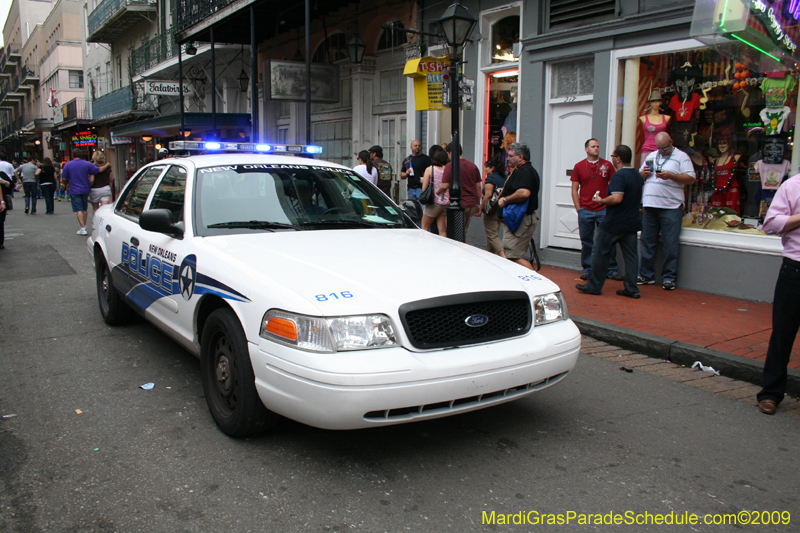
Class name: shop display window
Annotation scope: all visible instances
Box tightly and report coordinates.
[620,48,796,235]
[484,71,517,168]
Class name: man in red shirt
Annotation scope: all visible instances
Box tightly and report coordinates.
[444,144,482,231]
[571,138,622,281]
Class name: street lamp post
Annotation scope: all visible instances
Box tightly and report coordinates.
[438,1,477,243]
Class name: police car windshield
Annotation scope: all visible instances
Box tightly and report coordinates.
[195,163,413,235]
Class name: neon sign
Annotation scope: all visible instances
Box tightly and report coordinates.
[72,131,97,147]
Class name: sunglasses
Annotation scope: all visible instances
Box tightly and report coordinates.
[657,145,673,153]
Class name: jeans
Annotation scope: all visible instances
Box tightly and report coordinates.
[407,187,422,202]
[586,229,640,294]
[23,182,37,213]
[578,208,618,276]
[639,206,683,283]
[757,259,800,404]
[40,183,55,213]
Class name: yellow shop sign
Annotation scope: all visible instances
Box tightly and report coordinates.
[404,56,448,111]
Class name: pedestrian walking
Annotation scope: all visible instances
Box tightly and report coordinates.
[420,147,450,235]
[400,140,431,202]
[480,156,506,257]
[443,143,482,231]
[575,145,643,298]
[353,150,378,185]
[0,168,14,249]
[497,142,540,270]
[638,132,696,290]
[61,149,110,235]
[35,157,58,214]
[756,173,800,415]
[571,138,621,281]
[18,157,39,214]
[89,151,114,214]
[368,145,393,198]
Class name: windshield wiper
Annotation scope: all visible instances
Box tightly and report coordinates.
[207,220,296,230]
[298,219,381,228]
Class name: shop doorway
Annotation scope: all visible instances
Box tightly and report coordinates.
[484,69,518,167]
[379,115,407,201]
[542,100,593,250]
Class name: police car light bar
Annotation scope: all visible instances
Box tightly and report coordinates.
[168,141,323,154]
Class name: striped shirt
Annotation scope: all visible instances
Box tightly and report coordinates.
[639,147,695,209]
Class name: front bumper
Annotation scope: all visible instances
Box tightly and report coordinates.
[250,319,581,429]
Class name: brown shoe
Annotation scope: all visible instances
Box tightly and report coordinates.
[579,273,588,280]
[758,399,777,415]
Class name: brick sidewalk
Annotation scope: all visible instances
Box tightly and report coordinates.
[537,265,800,371]
[581,336,800,418]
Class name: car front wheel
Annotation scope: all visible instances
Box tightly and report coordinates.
[96,253,135,325]
[200,308,278,437]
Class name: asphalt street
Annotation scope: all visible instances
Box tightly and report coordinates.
[1,208,799,532]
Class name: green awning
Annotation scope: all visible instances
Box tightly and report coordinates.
[110,112,250,136]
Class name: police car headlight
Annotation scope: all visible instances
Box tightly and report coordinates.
[261,310,398,352]
[533,292,567,325]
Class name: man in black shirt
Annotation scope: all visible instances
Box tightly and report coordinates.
[576,144,643,298]
[498,142,539,270]
[400,140,431,202]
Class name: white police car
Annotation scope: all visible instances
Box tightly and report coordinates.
[88,141,580,437]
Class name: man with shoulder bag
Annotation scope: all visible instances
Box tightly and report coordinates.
[497,142,540,270]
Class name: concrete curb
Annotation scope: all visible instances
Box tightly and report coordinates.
[571,316,800,398]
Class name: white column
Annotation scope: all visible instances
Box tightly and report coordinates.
[621,58,640,157]
[349,58,376,163]
[792,102,800,176]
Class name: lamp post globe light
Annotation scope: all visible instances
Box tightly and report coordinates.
[438,0,477,242]
[347,34,366,64]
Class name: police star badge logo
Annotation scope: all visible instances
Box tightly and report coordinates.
[178,255,197,300]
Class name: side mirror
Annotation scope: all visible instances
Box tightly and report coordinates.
[140,209,184,238]
[401,199,422,222]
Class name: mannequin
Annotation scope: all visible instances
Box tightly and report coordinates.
[639,91,670,163]
[709,137,742,215]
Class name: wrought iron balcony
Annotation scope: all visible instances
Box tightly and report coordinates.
[20,64,38,87]
[175,0,238,34]
[55,98,91,125]
[87,0,157,43]
[92,85,157,121]
[131,26,179,77]
[2,46,20,74]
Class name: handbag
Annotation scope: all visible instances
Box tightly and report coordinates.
[3,194,12,210]
[483,184,503,215]
[503,198,530,233]
[418,177,435,205]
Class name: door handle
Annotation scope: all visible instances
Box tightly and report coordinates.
[131,236,139,246]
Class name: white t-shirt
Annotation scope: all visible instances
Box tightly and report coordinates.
[755,159,790,190]
[353,164,378,185]
[640,147,696,209]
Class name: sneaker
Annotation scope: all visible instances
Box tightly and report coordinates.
[77,228,88,235]
[662,280,676,291]
[636,276,655,285]
[575,283,601,295]
[616,289,641,299]
[579,273,589,280]
[24,208,28,214]
[609,273,624,281]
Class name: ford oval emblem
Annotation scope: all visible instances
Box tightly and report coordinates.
[465,314,489,327]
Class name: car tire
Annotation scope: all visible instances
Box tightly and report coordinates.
[96,253,135,326]
[200,308,278,437]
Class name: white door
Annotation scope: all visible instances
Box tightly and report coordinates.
[542,100,593,250]
[379,115,407,202]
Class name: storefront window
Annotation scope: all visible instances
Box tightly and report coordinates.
[618,48,795,236]
[551,58,594,98]
[485,71,518,165]
[491,16,520,64]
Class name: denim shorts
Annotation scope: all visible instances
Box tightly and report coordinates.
[71,194,90,212]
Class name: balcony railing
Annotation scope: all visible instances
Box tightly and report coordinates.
[92,84,157,120]
[1,46,20,74]
[20,64,38,86]
[131,26,179,77]
[87,0,157,43]
[176,0,237,34]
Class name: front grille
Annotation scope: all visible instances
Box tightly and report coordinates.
[364,372,569,421]
[399,291,532,349]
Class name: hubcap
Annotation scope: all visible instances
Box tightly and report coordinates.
[215,353,233,397]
